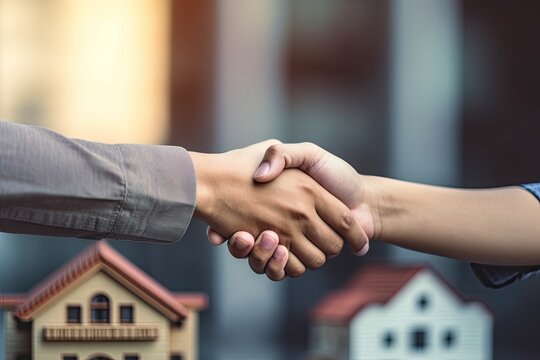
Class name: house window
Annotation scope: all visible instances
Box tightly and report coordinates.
[382,331,395,348]
[171,354,184,360]
[62,356,78,360]
[124,355,139,360]
[120,305,134,323]
[91,294,110,323]
[411,328,428,351]
[443,329,457,348]
[417,294,430,311]
[67,305,81,323]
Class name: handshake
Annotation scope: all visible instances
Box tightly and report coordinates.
[189,140,379,281]
[191,140,540,281]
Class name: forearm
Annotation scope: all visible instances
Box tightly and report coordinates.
[366,176,540,265]
[0,121,195,243]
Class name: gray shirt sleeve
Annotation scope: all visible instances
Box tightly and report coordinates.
[0,120,196,243]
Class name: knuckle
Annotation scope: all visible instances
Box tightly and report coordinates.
[266,274,279,282]
[301,141,316,149]
[291,209,309,222]
[306,254,326,270]
[266,269,285,282]
[251,250,268,264]
[340,211,356,232]
[299,180,316,196]
[229,248,245,259]
[301,142,323,156]
[287,265,306,278]
[266,144,282,157]
[289,206,310,222]
[248,256,266,274]
[250,266,265,275]
[327,240,344,257]
[267,138,282,144]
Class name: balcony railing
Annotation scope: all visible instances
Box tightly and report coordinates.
[42,325,159,342]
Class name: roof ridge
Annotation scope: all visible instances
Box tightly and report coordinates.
[312,264,434,324]
[14,240,189,321]
[15,242,101,319]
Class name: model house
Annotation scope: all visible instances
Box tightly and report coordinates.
[0,241,207,360]
[309,265,493,360]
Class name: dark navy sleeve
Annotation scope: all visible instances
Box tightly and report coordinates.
[470,183,540,288]
[521,183,540,201]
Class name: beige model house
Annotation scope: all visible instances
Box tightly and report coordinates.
[0,241,207,360]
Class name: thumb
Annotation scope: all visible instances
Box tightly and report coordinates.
[253,142,325,183]
[206,227,227,246]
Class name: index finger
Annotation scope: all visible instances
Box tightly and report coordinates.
[314,189,369,256]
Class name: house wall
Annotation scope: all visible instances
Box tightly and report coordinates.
[170,311,198,360]
[4,310,31,360]
[309,323,348,360]
[31,270,188,360]
[349,271,492,360]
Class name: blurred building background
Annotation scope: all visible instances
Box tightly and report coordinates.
[1,0,540,359]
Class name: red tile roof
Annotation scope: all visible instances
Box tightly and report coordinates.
[173,293,208,311]
[0,240,206,322]
[0,294,25,309]
[310,264,472,324]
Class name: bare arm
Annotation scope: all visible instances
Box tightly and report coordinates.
[365,176,540,265]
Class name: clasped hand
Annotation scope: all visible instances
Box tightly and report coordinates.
[190,140,372,280]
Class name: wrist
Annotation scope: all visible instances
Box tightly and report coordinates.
[361,175,387,241]
[189,151,217,221]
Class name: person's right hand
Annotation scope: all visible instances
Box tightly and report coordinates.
[191,140,368,278]
[207,142,381,279]
[253,142,377,245]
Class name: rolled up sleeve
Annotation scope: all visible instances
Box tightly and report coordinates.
[0,121,195,243]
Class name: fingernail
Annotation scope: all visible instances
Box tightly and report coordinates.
[273,246,286,261]
[254,162,270,178]
[207,230,223,246]
[355,242,369,256]
[235,237,250,250]
[261,233,277,250]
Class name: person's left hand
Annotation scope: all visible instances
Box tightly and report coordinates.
[208,227,286,280]
[211,228,289,281]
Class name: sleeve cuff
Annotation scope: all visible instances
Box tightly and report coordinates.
[520,183,540,202]
[471,263,540,289]
[109,144,196,243]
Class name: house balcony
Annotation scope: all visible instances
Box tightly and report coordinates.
[42,325,159,342]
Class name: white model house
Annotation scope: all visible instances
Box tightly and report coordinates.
[309,265,493,360]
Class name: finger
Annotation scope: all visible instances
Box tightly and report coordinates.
[227,231,255,258]
[248,231,279,274]
[285,252,307,278]
[253,143,324,183]
[304,217,344,258]
[314,191,369,256]
[266,245,289,281]
[207,227,227,246]
[290,235,327,270]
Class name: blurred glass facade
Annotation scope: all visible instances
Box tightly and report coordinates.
[2,0,540,359]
